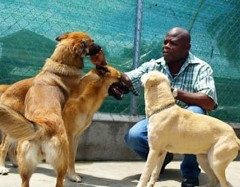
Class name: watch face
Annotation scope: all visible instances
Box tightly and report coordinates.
[173,89,178,97]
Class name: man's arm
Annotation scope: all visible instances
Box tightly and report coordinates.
[174,89,216,111]
[179,64,218,111]
[117,72,217,111]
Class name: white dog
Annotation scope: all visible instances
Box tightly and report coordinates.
[137,71,240,187]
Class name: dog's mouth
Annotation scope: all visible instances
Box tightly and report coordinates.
[87,44,102,56]
[108,83,124,100]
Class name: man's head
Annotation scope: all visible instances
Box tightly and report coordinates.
[162,27,191,64]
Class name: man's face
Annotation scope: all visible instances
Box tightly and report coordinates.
[162,32,189,64]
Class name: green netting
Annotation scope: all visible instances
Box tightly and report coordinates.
[0,0,239,122]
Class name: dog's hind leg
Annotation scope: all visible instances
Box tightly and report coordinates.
[137,149,161,187]
[0,132,10,175]
[8,141,18,167]
[55,162,68,187]
[17,141,41,187]
[197,154,219,186]
[46,134,68,187]
[147,151,167,187]
[209,138,239,187]
[53,146,68,187]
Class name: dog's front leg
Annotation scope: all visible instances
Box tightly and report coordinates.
[137,149,160,187]
[147,151,167,187]
[67,133,82,182]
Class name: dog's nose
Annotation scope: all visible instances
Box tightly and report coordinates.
[87,44,102,56]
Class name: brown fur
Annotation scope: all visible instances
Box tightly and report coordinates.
[0,65,122,183]
[137,71,240,187]
[63,65,121,182]
[0,85,9,96]
[0,32,95,187]
[0,79,32,174]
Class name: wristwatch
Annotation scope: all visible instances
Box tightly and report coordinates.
[172,88,178,98]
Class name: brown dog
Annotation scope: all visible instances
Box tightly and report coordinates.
[0,32,95,187]
[138,71,240,187]
[0,64,122,183]
[0,85,9,95]
[63,64,122,182]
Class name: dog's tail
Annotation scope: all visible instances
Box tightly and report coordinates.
[0,104,38,141]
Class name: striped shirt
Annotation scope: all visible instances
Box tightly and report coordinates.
[126,53,218,108]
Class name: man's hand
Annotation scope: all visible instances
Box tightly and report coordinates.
[90,50,107,66]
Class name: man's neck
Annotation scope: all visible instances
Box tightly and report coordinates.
[167,55,188,74]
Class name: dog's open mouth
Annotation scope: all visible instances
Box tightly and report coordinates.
[108,83,124,100]
[108,82,130,100]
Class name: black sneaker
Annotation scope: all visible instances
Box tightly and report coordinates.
[160,152,173,174]
[181,178,199,187]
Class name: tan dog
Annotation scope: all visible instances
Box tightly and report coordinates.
[0,31,95,187]
[137,71,240,187]
[63,64,122,182]
[0,65,122,183]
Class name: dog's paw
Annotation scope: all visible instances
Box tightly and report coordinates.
[0,166,9,175]
[68,173,82,183]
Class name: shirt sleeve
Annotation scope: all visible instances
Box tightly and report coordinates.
[194,64,218,108]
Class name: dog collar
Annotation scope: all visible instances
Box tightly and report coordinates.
[147,102,175,118]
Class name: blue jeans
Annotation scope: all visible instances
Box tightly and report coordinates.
[124,105,206,179]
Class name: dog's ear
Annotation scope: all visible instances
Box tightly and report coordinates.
[73,38,91,56]
[55,32,70,41]
[96,65,110,76]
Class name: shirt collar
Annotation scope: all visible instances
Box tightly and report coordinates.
[156,52,199,67]
[155,52,200,78]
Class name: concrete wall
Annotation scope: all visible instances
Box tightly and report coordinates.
[76,113,240,161]
[76,113,144,161]
[1,113,239,161]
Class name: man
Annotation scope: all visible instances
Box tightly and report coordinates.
[108,27,218,187]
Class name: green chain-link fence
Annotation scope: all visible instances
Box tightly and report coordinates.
[0,0,239,123]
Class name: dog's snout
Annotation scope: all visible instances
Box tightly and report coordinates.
[87,44,102,56]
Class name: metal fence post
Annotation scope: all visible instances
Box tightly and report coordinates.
[130,0,143,115]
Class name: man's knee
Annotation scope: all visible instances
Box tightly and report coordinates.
[185,105,206,114]
[124,118,148,147]
[124,131,131,146]
[124,129,140,148]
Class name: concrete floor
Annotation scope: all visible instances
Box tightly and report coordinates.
[0,161,239,187]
